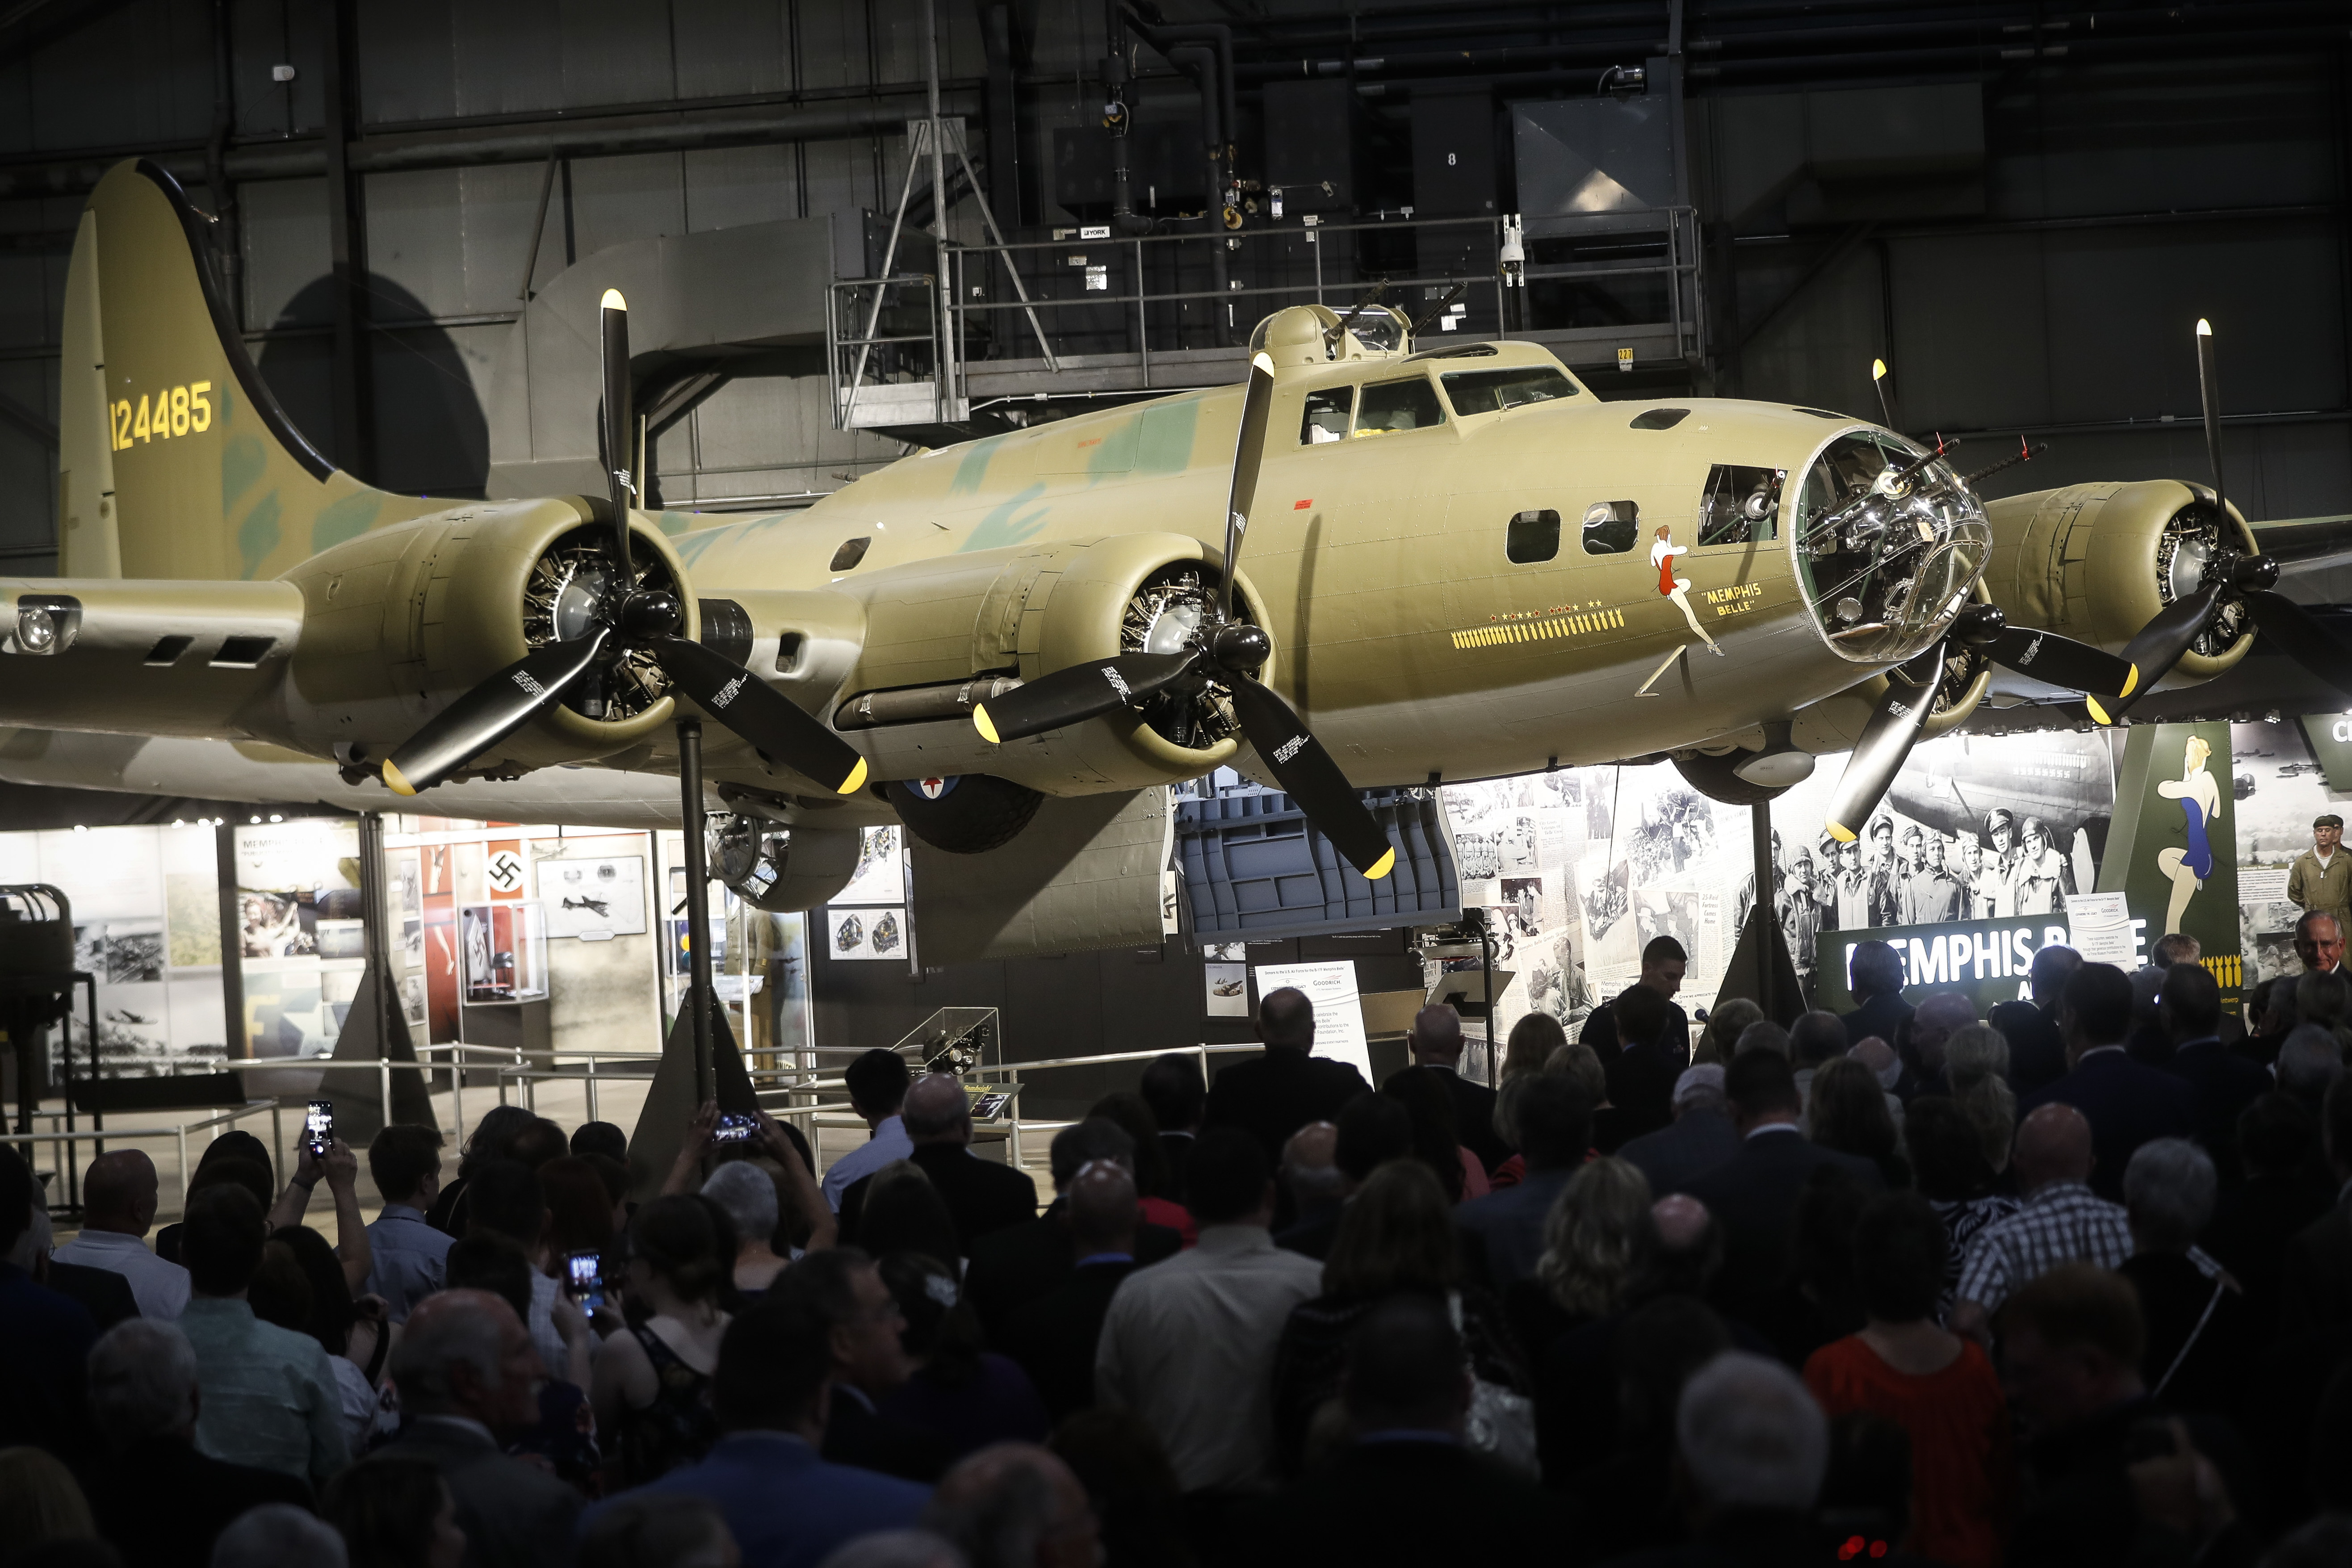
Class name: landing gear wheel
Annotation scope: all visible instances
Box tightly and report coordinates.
[884,774,1045,855]
[1673,750,1794,807]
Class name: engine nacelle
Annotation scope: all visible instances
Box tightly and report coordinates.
[279,498,694,773]
[831,531,1270,796]
[1982,479,2258,683]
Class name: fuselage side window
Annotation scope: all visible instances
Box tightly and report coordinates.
[1507,509,1562,564]
[1697,465,1786,546]
[1355,376,1444,436]
[1582,500,1639,554]
[1300,387,1354,444]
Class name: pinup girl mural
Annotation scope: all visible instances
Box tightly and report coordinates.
[2155,733,2221,936]
[1652,525,1723,655]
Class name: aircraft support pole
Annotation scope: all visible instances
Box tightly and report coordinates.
[1750,801,1776,1022]
[676,720,717,1107]
[1478,908,1497,1087]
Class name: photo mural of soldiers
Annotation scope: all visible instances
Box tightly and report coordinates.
[1901,832,1966,924]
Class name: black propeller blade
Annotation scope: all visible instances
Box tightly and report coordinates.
[1824,642,1949,843]
[2197,318,2228,529]
[1220,352,1278,625]
[1224,672,1397,880]
[1948,603,2138,699]
[971,653,1200,746]
[650,633,869,794]
[382,630,611,797]
[601,289,636,582]
[2243,591,2352,702]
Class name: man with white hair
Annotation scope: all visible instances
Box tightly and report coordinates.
[840,1073,1037,1254]
[2117,1139,2247,1411]
[1674,1351,1829,1553]
[1617,1065,1739,1196]
[82,1318,312,1568]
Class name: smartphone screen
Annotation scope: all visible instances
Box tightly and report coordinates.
[566,1249,605,1311]
[713,1112,758,1145]
[304,1099,334,1156]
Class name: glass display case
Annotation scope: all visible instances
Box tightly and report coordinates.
[459,902,548,1003]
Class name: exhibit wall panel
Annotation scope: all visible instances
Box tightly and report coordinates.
[538,834,663,1057]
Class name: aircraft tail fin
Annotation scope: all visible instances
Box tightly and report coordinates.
[57,160,433,581]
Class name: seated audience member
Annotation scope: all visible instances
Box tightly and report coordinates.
[1803,1193,2009,1568]
[569,1121,629,1165]
[1202,987,1372,1162]
[151,1132,274,1265]
[320,1455,465,1568]
[1380,1064,1484,1201]
[1501,1010,1570,1084]
[211,1502,348,1568]
[1547,1040,1619,1155]
[2117,1139,2248,1416]
[361,1125,452,1322]
[855,1164,963,1274]
[876,1251,1048,1459]
[1270,1159,1526,1479]
[1618,1065,1739,1198]
[426,1104,534,1237]
[462,1159,577,1383]
[1850,1036,1901,1101]
[1277,1095,1415,1262]
[1082,1092,1194,1242]
[1095,1126,1322,1494]
[702,1162,790,1295]
[1998,1264,2159,1565]
[1001,1160,1145,1423]
[583,1296,930,1568]
[1902,1097,2018,1321]
[1452,1076,1596,1291]
[0,1444,102,1560]
[1788,1009,1848,1106]
[825,1049,916,1214]
[1606,979,1690,1144]
[52,1149,189,1320]
[1274,1121,1346,1238]
[1670,1352,1832,1563]
[1390,1003,1509,1174]
[962,1119,1180,1344]
[591,1195,731,1487]
[2202,1093,2333,1334]
[1262,1295,1563,1563]
[841,1075,1036,1254]
[1942,1025,2017,1177]
[922,1443,1100,1568]
[268,1137,374,1299]
[1950,1104,2129,1344]
[1511,1155,1655,1361]
[771,1247,949,1484]
[176,1183,348,1488]
[2157,964,2270,1183]
[1895,992,1975,1103]
[1806,1057,1909,1189]
[1681,1049,1882,1323]
[1139,1052,1207,1199]
[2277,1024,2345,1126]
[1547,1294,1731,1554]
[1841,942,1915,1056]
[13,1195,136,1336]
[1751,1168,1871,1370]
[543,1154,624,1274]
[376,1290,583,1568]
[579,1494,737,1568]
[2280,1073,2352,1336]
[0,1147,101,1462]
[2020,962,2198,1203]
[1045,1408,1185,1568]
[83,1319,311,1568]
[1732,1021,1791,1061]
[253,1224,390,1450]
[1694,999,1762,1069]
[1990,943,2080,1095]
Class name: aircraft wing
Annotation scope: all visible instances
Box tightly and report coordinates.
[2256,514,2352,571]
[0,578,304,741]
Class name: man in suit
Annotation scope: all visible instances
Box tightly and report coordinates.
[964,1118,1180,1346]
[1258,1294,1566,1560]
[1001,1159,1142,1421]
[2280,1074,2352,1336]
[2203,1094,2335,1335]
[1839,939,1913,1054]
[1387,1004,1507,1174]
[1604,981,1688,1143]
[1578,936,1691,1058]
[1894,992,1973,1104]
[581,1296,929,1567]
[2158,962,2272,1183]
[2297,910,2347,976]
[770,1247,953,1483]
[1455,1076,1597,1291]
[2019,962,2197,1204]
[1276,1094,1416,1262]
[1203,987,1372,1162]
[84,1319,313,1568]
[378,1289,582,1568]
[840,1072,1036,1254]
[1617,1065,1739,1197]
[1139,1052,1206,1199]
[1680,1049,1882,1321]
[1992,943,2080,1095]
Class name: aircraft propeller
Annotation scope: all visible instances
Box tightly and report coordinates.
[374,290,871,799]
[967,352,1400,880]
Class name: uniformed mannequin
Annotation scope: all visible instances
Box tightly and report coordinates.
[2288,813,2352,943]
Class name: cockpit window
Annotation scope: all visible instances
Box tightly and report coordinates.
[1698,465,1785,545]
[1355,377,1444,436]
[1440,367,1579,416]
[1300,387,1353,444]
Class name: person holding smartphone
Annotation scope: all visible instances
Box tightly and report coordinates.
[269,1128,372,1299]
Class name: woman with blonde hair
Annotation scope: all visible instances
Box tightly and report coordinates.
[1943,1023,2017,1174]
[1269,1160,1526,1477]
[1808,1057,1910,1190]
[1513,1155,1655,1356]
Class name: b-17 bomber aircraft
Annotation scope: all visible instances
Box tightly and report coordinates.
[11,160,2352,959]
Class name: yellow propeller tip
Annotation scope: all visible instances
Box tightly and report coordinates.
[2196,318,2211,336]
[2085,696,2114,726]
[1871,359,1887,380]
[1825,822,1857,844]
[2120,665,2139,698]
[836,757,868,796]
[973,706,1000,745]
[382,760,417,797]
[1363,847,1396,881]
[602,289,628,311]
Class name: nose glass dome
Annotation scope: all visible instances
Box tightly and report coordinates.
[1793,430,1991,664]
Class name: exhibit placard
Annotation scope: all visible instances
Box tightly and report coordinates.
[2062,891,2137,967]
[1252,960,1372,1079]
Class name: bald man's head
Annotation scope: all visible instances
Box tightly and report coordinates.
[2014,1103,2095,1194]
[1409,1004,1465,1067]
[901,1073,973,1145]
[925,1443,1096,1567]
[1909,994,1978,1073]
[1652,1195,1711,1254]
[1065,1157,1139,1256]
[81,1150,159,1237]
[1282,1119,1347,1211]
[1259,987,1317,1051]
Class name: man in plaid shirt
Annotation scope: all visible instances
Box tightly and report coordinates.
[1950,1103,2126,1343]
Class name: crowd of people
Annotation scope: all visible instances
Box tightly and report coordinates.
[6,928,2352,1568]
